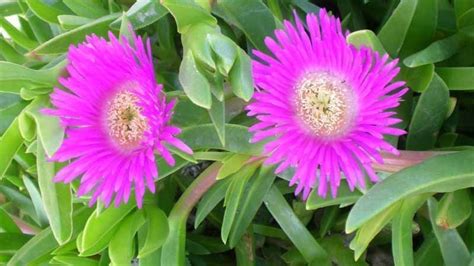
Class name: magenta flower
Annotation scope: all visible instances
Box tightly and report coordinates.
[46,31,192,208]
[247,9,407,199]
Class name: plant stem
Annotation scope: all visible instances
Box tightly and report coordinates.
[172,162,222,216]
[161,162,222,266]
[11,216,41,235]
[374,151,451,173]
[253,150,451,174]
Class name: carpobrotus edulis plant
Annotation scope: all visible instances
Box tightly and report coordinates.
[46,31,192,208]
[247,9,407,199]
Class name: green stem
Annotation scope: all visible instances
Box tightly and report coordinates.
[161,162,222,266]
[174,162,222,215]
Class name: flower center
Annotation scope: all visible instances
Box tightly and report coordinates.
[106,91,148,149]
[294,72,356,139]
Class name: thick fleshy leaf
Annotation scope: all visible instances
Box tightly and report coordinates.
[454,0,474,22]
[320,235,367,266]
[0,185,37,224]
[180,124,264,155]
[0,93,26,135]
[81,201,135,256]
[221,163,259,243]
[194,178,232,228]
[436,67,474,90]
[170,94,211,127]
[22,175,49,227]
[349,202,401,260]
[406,74,449,150]
[25,10,54,43]
[346,30,387,54]
[427,198,471,266]
[378,0,437,58]
[31,13,120,55]
[0,233,32,255]
[161,0,217,33]
[0,119,22,179]
[58,15,93,30]
[108,211,146,265]
[0,1,21,16]
[414,233,443,266]
[306,181,362,211]
[0,37,25,64]
[400,64,434,93]
[0,17,39,50]
[51,256,99,266]
[62,0,107,19]
[319,206,340,237]
[0,62,60,94]
[25,96,64,158]
[403,34,463,67]
[138,206,169,258]
[346,150,474,233]
[292,0,320,14]
[229,50,254,101]
[436,189,471,229]
[227,166,277,248]
[208,96,226,146]
[216,153,251,180]
[216,0,277,51]
[208,33,237,76]
[8,207,92,265]
[25,0,72,24]
[179,51,212,109]
[0,208,21,233]
[118,12,133,43]
[264,185,330,265]
[37,142,72,244]
[110,0,168,30]
[391,194,431,266]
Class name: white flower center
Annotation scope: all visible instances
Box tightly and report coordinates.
[294,72,357,139]
[106,91,148,149]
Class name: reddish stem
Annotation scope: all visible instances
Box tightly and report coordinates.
[170,161,222,218]
[373,150,451,173]
[11,216,40,235]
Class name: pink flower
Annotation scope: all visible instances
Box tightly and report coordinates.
[46,31,192,208]
[247,9,407,199]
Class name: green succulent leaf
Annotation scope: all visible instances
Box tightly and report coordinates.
[179,51,212,109]
[216,0,278,51]
[110,0,168,30]
[406,74,450,150]
[347,150,474,233]
[108,210,146,265]
[138,206,169,258]
[36,143,72,245]
[428,198,471,266]
[264,185,330,265]
[81,201,135,256]
[436,67,474,90]
[436,189,472,229]
[32,13,120,55]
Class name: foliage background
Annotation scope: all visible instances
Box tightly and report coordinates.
[1,0,474,265]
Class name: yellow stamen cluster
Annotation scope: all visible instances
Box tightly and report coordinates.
[106,91,148,149]
[294,72,355,138]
